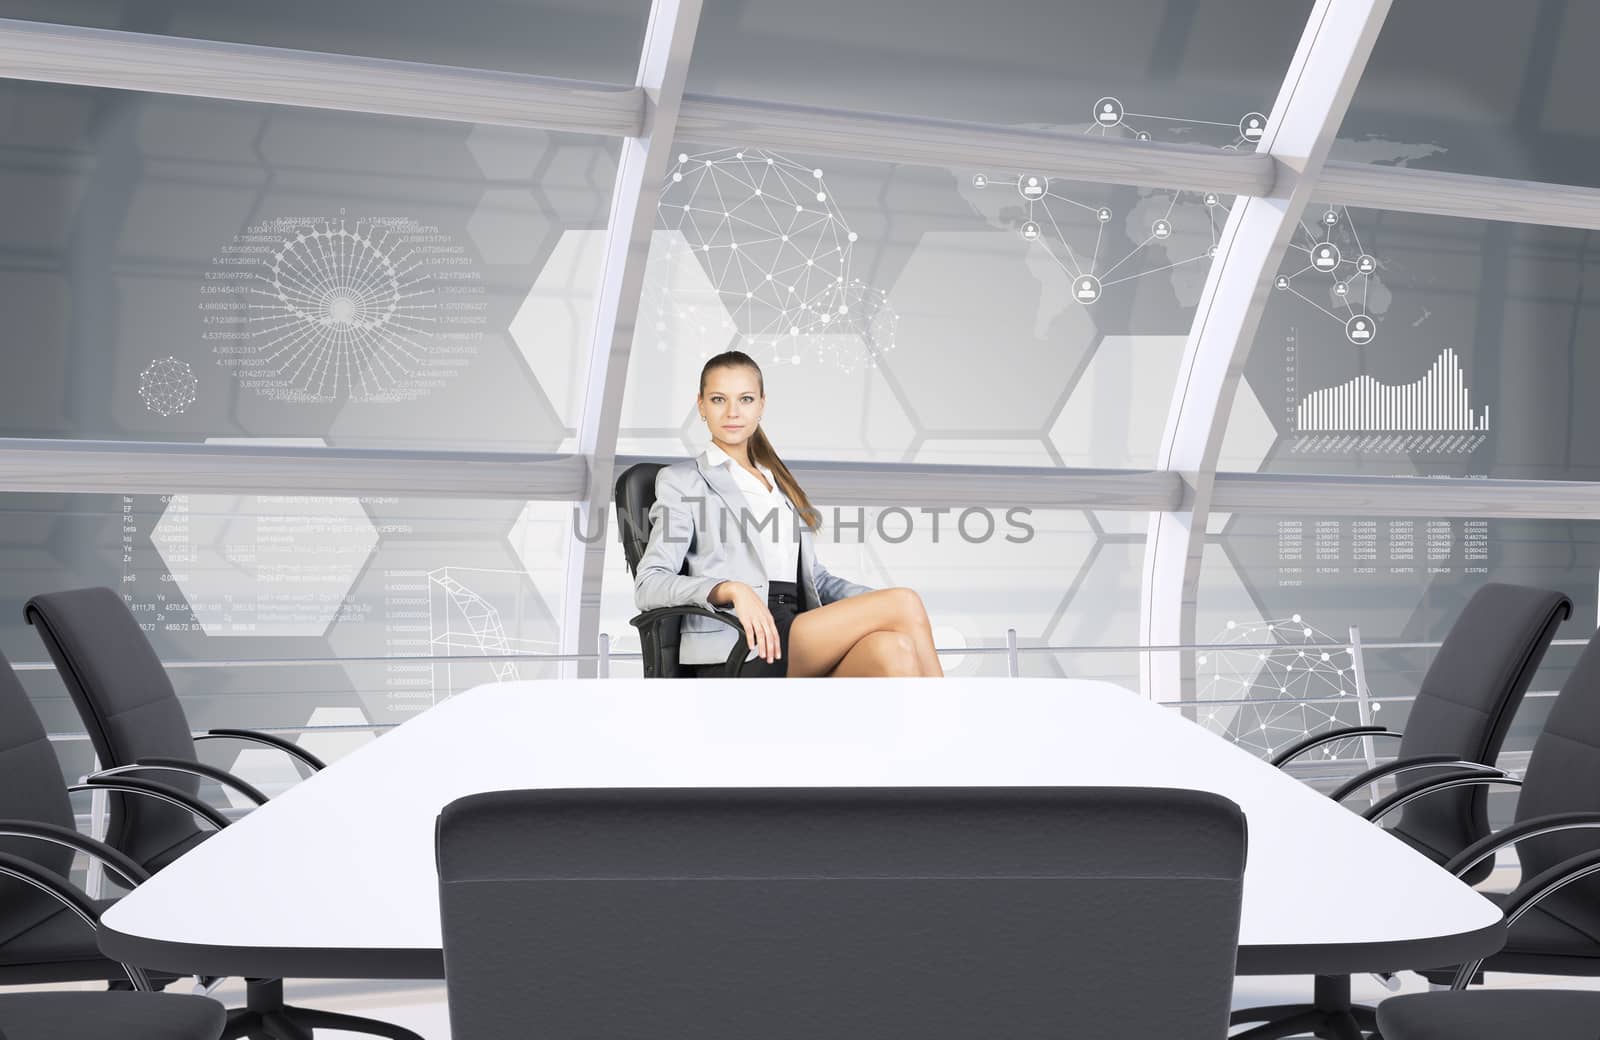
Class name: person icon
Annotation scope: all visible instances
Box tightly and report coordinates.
[972,174,988,189]
[1094,97,1124,127]
[1019,174,1047,200]
[1334,281,1349,297]
[1346,315,1373,343]
[1274,275,1290,291]
[1153,219,1172,240]
[1204,193,1220,207]
[1074,276,1102,303]
[1322,210,1339,227]
[1357,254,1376,274]
[1313,244,1339,271]
[1020,220,1041,241]
[1137,130,1152,142]
[1240,113,1266,141]
[1097,207,1112,223]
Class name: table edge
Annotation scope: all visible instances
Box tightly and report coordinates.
[1235,916,1506,976]
[100,915,1506,981]
[97,924,444,981]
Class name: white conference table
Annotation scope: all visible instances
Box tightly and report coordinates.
[98,677,1504,979]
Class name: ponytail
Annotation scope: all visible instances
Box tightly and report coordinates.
[748,423,821,532]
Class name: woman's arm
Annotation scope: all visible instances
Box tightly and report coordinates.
[634,466,725,612]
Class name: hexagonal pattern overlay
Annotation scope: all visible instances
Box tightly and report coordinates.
[150,438,378,637]
[881,230,1097,435]
[467,188,552,266]
[1049,335,1277,471]
[737,333,916,462]
[513,228,735,432]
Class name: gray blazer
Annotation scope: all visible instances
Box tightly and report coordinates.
[633,450,875,665]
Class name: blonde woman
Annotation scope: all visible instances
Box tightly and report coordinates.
[633,349,942,678]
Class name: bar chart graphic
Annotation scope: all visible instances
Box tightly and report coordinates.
[1294,348,1488,433]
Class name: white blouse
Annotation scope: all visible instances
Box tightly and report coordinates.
[705,440,801,587]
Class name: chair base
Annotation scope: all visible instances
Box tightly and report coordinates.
[1230,975,1379,1040]
[219,979,423,1040]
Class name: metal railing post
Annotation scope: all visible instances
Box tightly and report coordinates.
[85,754,107,898]
[1348,624,1381,802]
[1006,629,1019,677]
[597,632,610,679]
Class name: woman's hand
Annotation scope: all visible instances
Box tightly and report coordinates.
[723,582,781,664]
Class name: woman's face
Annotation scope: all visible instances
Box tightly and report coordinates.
[700,367,764,449]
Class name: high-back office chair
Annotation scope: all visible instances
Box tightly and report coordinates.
[1233,584,1570,1039]
[1358,621,1600,984]
[0,991,226,1040]
[24,587,326,872]
[0,645,173,990]
[437,786,1248,1040]
[1269,582,1570,882]
[23,587,419,1040]
[615,463,750,677]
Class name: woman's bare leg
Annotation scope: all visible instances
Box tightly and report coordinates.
[825,630,922,677]
[787,587,943,678]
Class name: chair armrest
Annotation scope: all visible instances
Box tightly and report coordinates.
[0,819,149,887]
[1450,848,1600,989]
[1443,812,1600,880]
[629,605,746,633]
[69,777,231,831]
[0,851,152,990]
[196,729,326,773]
[1329,757,1506,804]
[631,606,751,677]
[90,759,269,807]
[1270,726,1399,767]
[1361,770,1523,826]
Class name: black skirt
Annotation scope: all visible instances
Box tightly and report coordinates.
[691,578,805,678]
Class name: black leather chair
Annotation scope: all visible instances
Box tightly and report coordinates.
[1230,583,1569,1040]
[1269,582,1570,883]
[437,786,1247,1040]
[615,462,750,677]
[24,587,325,873]
[0,643,193,992]
[22,587,419,1040]
[1360,621,1600,986]
[0,991,225,1040]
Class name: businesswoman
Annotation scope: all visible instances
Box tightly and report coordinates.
[633,349,943,678]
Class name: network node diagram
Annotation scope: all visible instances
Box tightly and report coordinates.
[1197,614,1368,761]
[970,169,1224,306]
[654,147,896,372]
[967,97,1274,308]
[138,356,198,416]
[1275,206,1383,345]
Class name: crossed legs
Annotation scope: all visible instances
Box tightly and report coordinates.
[786,587,943,678]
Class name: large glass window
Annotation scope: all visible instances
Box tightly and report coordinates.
[1192,513,1591,774]
[1,488,572,784]
[1221,208,1600,481]
[0,1,649,82]
[617,146,1233,466]
[1336,0,1600,187]
[690,0,1311,130]
[0,80,618,450]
